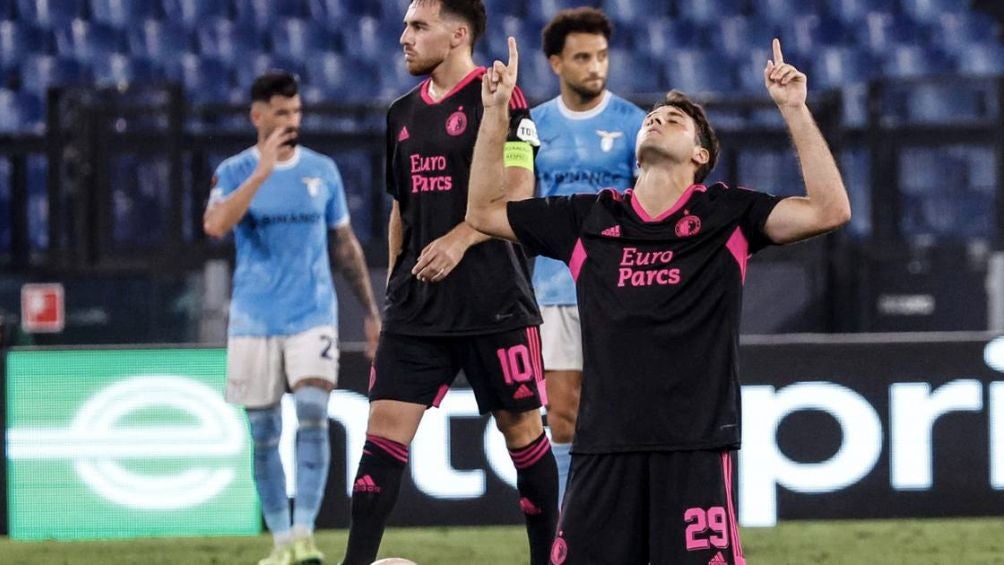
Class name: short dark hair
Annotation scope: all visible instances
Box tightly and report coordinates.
[427,0,486,50]
[541,7,613,58]
[652,90,720,183]
[250,70,299,103]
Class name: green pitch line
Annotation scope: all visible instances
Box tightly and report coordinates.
[1,519,1003,564]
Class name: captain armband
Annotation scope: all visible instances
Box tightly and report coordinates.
[504,142,534,172]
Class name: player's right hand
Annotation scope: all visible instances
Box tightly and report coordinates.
[482,36,519,109]
[255,126,296,176]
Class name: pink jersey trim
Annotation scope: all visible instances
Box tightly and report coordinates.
[432,383,449,407]
[721,451,746,565]
[627,184,707,223]
[567,238,587,282]
[725,227,749,284]
[420,67,486,105]
[527,326,547,405]
[368,434,409,464]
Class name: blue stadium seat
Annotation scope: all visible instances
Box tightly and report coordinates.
[482,0,524,18]
[715,16,776,59]
[825,0,896,24]
[937,13,1000,56]
[485,15,538,61]
[235,53,306,95]
[341,16,400,64]
[328,150,374,241]
[89,0,160,28]
[675,0,743,25]
[93,54,161,88]
[0,88,43,132]
[375,53,420,100]
[526,0,602,24]
[754,0,821,25]
[788,14,848,58]
[0,21,48,70]
[308,0,381,22]
[606,48,662,95]
[235,0,308,31]
[957,43,1004,75]
[54,19,125,62]
[900,0,970,24]
[630,18,703,59]
[17,0,85,29]
[127,19,191,63]
[811,46,875,89]
[733,46,772,93]
[882,45,951,78]
[25,154,47,249]
[196,18,264,63]
[857,12,924,55]
[19,54,89,94]
[304,51,378,102]
[516,49,557,103]
[603,0,666,25]
[0,0,15,19]
[737,149,803,196]
[665,49,735,94]
[839,147,871,237]
[167,54,233,104]
[270,18,331,61]
[161,0,230,29]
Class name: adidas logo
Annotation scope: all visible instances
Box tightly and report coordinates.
[398,126,410,141]
[353,474,381,494]
[513,384,534,400]
[708,551,728,565]
[519,497,542,515]
[601,225,621,237]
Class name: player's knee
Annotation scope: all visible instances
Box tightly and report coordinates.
[294,386,330,429]
[494,409,544,444]
[247,405,283,448]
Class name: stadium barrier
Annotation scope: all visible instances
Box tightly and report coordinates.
[3,333,1004,538]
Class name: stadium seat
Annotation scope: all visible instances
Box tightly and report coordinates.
[958,43,1004,75]
[606,48,662,95]
[754,0,821,25]
[341,16,399,64]
[19,54,89,94]
[161,0,230,29]
[235,53,306,95]
[737,149,804,196]
[936,13,1000,56]
[675,0,743,26]
[25,154,47,249]
[0,88,43,132]
[127,19,191,63]
[603,0,665,25]
[515,50,557,103]
[0,0,14,19]
[0,21,48,70]
[92,54,161,88]
[54,19,126,62]
[89,0,160,28]
[270,18,331,61]
[811,46,875,89]
[882,45,951,78]
[903,83,987,123]
[825,0,896,24]
[788,14,848,58]
[900,0,970,24]
[167,54,233,104]
[375,54,421,100]
[839,147,871,237]
[235,0,308,31]
[196,18,264,63]
[485,15,539,61]
[715,16,776,60]
[633,18,704,59]
[328,150,374,241]
[526,0,602,24]
[17,0,85,29]
[664,49,735,94]
[732,46,773,93]
[304,51,378,102]
[857,12,924,55]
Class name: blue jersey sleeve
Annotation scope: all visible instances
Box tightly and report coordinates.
[325,158,351,228]
[209,159,240,204]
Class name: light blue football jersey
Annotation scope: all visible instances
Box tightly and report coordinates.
[211,146,350,336]
[531,91,645,305]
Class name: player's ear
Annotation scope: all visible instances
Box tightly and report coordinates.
[548,54,562,76]
[450,22,468,49]
[249,102,263,128]
[693,146,710,166]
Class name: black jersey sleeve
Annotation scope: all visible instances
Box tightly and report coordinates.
[507,194,594,262]
[506,85,540,148]
[385,111,399,199]
[734,187,785,253]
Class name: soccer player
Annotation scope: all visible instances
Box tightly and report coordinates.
[339,2,557,564]
[531,7,645,503]
[467,38,851,564]
[203,71,381,565]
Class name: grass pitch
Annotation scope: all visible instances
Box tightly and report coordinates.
[1,518,1003,564]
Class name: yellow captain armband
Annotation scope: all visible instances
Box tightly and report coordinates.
[504,141,534,172]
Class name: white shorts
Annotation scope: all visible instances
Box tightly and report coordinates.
[539,305,582,372]
[225,325,339,408]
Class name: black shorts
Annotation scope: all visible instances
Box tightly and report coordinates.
[551,450,745,565]
[369,327,546,414]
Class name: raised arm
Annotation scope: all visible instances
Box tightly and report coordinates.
[762,38,852,245]
[466,37,523,243]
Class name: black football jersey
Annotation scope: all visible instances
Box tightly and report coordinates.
[507,183,784,452]
[384,67,541,336]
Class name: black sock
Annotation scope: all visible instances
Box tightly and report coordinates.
[509,433,559,565]
[341,434,409,565]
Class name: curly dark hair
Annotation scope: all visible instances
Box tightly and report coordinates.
[541,7,613,57]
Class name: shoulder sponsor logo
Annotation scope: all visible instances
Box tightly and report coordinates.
[517,118,540,146]
[596,130,624,153]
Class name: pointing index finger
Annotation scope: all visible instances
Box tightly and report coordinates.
[507,36,519,71]
[772,38,784,65]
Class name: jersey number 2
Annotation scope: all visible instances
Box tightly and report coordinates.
[319,335,334,360]
[684,506,728,551]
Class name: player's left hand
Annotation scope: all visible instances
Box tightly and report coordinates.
[764,38,807,109]
[482,36,519,109]
[412,231,468,283]
[363,313,380,360]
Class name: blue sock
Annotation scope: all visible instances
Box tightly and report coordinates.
[551,441,572,506]
[292,386,331,530]
[247,406,290,538]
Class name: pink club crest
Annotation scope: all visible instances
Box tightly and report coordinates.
[446,108,467,136]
